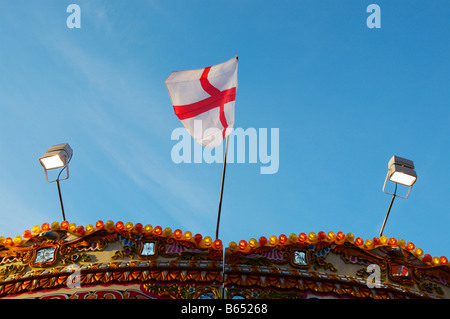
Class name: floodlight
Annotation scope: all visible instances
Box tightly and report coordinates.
[380,155,417,237]
[39,143,73,171]
[39,143,73,221]
[382,156,417,199]
[386,156,417,187]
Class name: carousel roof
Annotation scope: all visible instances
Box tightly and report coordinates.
[0,220,449,299]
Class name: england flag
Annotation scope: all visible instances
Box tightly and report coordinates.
[165,56,238,149]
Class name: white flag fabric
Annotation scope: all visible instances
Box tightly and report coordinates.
[165,56,238,148]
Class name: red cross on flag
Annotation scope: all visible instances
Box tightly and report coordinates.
[165,56,238,149]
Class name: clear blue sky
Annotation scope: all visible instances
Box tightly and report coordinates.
[0,1,448,258]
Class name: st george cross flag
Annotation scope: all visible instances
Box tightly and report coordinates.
[165,56,238,149]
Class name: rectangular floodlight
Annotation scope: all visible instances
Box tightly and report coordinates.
[39,143,73,170]
[387,156,417,187]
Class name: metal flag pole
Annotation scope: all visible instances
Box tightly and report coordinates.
[215,136,230,299]
[215,135,229,240]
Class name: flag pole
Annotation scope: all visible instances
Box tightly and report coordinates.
[215,135,229,240]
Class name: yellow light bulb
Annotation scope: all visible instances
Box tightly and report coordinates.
[269,235,278,245]
[86,224,94,233]
[432,257,440,266]
[415,248,423,256]
[365,239,374,249]
[326,231,336,241]
[51,222,60,230]
[289,233,298,242]
[164,227,172,236]
[69,223,77,233]
[346,233,354,242]
[308,232,317,242]
[204,236,212,246]
[13,236,22,245]
[105,220,115,232]
[31,225,41,234]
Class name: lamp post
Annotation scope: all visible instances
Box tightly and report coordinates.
[39,143,73,221]
[380,155,417,237]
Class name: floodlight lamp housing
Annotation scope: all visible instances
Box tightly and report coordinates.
[388,156,415,170]
[382,155,417,198]
[39,143,73,183]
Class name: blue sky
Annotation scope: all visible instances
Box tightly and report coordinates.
[0,1,448,258]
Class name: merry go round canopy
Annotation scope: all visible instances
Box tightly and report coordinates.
[0,220,448,299]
